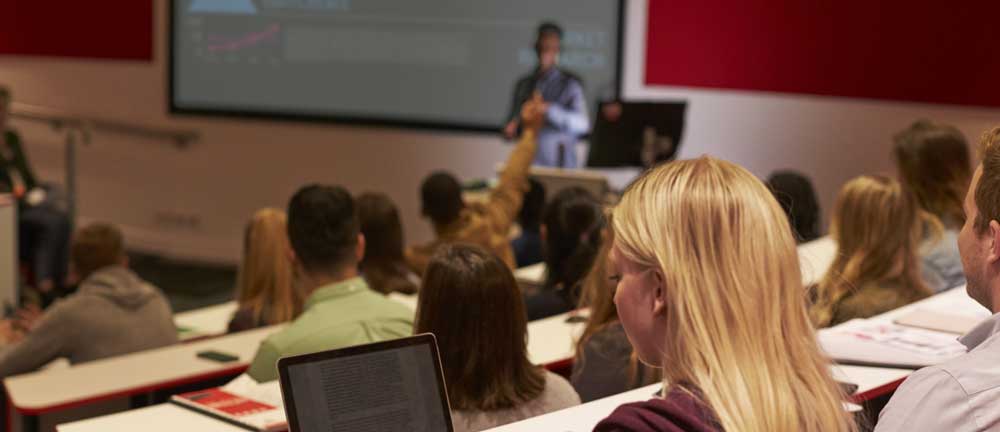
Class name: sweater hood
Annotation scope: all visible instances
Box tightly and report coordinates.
[78,266,160,309]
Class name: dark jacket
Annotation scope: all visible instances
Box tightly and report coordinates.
[594,387,721,432]
[0,130,39,195]
[572,322,655,402]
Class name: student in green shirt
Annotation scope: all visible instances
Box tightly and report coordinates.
[246,184,414,382]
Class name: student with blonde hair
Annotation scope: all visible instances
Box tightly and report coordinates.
[571,215,657,402]
[595,157,855,432]
[228,208,304,333]
[810,176,932,328]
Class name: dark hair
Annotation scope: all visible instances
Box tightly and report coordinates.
[893,120,971,228]
[518,178,546,232]
[766,170,821,243]
[420,171,463,226]
[543,187,604,302]
[287,184,360,274]
[416,244,545,410]
[0,85,10,107]
[357,192,417,295]
[72,223,125,280]
[537,21,564,41]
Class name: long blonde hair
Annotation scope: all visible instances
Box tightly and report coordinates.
[612,157,855,432]
[235,208,303,326]
[811,175,931,327]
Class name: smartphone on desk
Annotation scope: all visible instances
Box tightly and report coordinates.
[197,350,239,363]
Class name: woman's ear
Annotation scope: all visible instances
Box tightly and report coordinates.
[651,269,668,314]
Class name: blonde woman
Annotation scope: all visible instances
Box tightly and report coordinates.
[571,217,658,402]
[595,157,855,432]
[810,176,932,328]
[227,208,304,333]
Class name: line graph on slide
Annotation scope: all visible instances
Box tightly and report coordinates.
[206,24,281,53]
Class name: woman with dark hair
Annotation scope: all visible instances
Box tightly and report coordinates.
[525,186,604,321]
[893,120,970,292]
[357,193,418,295]
[417,244,579,431]
[766,170,821,243]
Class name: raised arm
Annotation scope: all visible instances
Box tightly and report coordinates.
[485,93,545,235]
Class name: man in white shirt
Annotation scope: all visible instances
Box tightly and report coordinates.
[876,128,1000,431]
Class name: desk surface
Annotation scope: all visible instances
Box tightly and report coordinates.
[485,363,911,431]
[5,325,283,414]
[57,403,249,432]
[174,301,239,341]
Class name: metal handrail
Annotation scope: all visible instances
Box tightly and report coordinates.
[9,102,198,148]
[6,102,199,222]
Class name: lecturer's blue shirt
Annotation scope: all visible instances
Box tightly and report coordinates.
[508,68,590,167]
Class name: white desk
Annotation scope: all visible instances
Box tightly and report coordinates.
[5,324,283,418]
[57,403,249,432]
[485,363,911,431]
[527,310,587,368]
[818,286,988,368]
[174,301,239,341]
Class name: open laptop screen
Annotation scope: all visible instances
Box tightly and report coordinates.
[278,334,453,432]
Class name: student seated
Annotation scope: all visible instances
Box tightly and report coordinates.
[810,175,932,328]
[228,208,304,333]
[571,215,658,402]
[511,178,546,267]
[0,223,177,377]
[406,95,546,274]
[875,127,1000,431]
[357,192,418,295]
[766,170,821,243]
[893,120,971,292]
[594,157,855,432]
[417,244,580,431]
[524,186,604,320]
[246,185,414,382]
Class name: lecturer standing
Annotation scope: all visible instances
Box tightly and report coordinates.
[504,22,590,168]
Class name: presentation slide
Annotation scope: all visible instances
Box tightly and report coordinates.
[171,0,621,130]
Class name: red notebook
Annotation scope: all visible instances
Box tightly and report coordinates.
[172,388,287,432]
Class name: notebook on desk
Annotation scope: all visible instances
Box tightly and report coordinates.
[277,334,454,432]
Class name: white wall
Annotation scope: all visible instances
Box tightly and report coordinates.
[1,0,998,264]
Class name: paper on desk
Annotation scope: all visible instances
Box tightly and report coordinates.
[223,374,284,407]
[819,319,967,368]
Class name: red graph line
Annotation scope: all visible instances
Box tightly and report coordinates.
[207,24,280,52]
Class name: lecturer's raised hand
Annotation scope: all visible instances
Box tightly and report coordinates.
[520,91,546,133]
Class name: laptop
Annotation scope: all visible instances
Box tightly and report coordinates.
[277,334,454,432]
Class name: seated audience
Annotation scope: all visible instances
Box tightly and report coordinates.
[406,94,546,274]
[0,223,177,377]
[246,185,414,382]
[525,186,604,320]
[417,244,580,431]
[357,192,418,295]
[511,178,546,267]
[766,170,821,243]
[0,85,72,305]
[228,208,304,333]
[810,175,932,328]
[571,216,657,402]
[594,157,855,432]
[875,127,1000,431]
[893,120,971,291]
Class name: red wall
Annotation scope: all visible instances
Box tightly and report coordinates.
[645,1,1000,107]
[0,1,152,61]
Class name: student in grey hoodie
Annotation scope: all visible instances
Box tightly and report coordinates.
[0,223,178,377]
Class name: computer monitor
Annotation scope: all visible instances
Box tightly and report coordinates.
[586,100,687,168]
[277,334,454,432]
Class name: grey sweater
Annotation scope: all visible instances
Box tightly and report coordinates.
[0,266,178,377]
[450,370,581,432]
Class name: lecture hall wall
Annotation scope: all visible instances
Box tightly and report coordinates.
[1,0,998,263]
